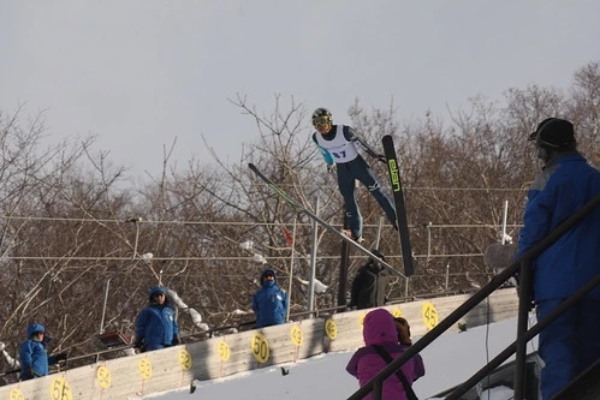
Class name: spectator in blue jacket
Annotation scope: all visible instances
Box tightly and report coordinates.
[19,323,67,380]
[134,286,180,352]
[252,268,288,328]
[518,118,600,400]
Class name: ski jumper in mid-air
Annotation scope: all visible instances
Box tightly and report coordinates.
[311,107,397,241]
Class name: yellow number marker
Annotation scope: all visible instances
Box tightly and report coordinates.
[422,301,439,330]
[9,389,24,400]
[96,365,112,389]
[250,333,270,364]
[218,340,231,362]
[290,325,303,346]
[138,357,153,380]
[325,319,338,340]
[50,377,73,400]
[179,349,192,371]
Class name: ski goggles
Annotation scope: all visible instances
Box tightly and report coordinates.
[312,115,331,127]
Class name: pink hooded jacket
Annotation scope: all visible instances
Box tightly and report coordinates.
[346,309,425,400]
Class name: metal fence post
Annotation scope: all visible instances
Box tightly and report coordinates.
[307,196,319,315]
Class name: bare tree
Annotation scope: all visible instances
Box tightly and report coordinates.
[1,61,599,380]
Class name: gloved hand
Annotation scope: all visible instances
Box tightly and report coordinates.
[55,352,68,362]
[133,338,143,350]
[172,336,180,346]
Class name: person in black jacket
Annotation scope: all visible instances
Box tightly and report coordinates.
[349,250,388,309]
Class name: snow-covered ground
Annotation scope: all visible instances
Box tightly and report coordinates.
[146,315,538,399]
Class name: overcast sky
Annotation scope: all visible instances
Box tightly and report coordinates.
[1,1,598,180]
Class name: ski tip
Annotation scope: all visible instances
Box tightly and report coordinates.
[249,163,261,173]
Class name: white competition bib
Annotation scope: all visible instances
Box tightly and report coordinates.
[314,125,359,163]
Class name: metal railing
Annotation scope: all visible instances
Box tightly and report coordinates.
[347,193,600,400]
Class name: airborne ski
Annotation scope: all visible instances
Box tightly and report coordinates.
[382,135,415,276]
[248,163,406,278]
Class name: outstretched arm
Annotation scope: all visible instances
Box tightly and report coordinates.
[345,127,385,162]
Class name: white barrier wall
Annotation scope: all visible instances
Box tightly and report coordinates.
[0,288,518,399]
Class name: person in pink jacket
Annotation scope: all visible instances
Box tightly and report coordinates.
[346,309,425,399]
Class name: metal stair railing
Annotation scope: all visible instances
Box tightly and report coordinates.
[347,193,600,400]
[445,270,600,399]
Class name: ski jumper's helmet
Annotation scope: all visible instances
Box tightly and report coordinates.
[312,108,332,127]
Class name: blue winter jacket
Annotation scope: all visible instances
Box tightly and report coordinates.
[135,303,179,351]
[252,270,288,328]
[19,324,58,380]
[517,153,600,302]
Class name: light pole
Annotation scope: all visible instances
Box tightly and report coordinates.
[99,269,117,334]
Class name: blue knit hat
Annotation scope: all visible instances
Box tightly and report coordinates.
[149,286,167,300]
